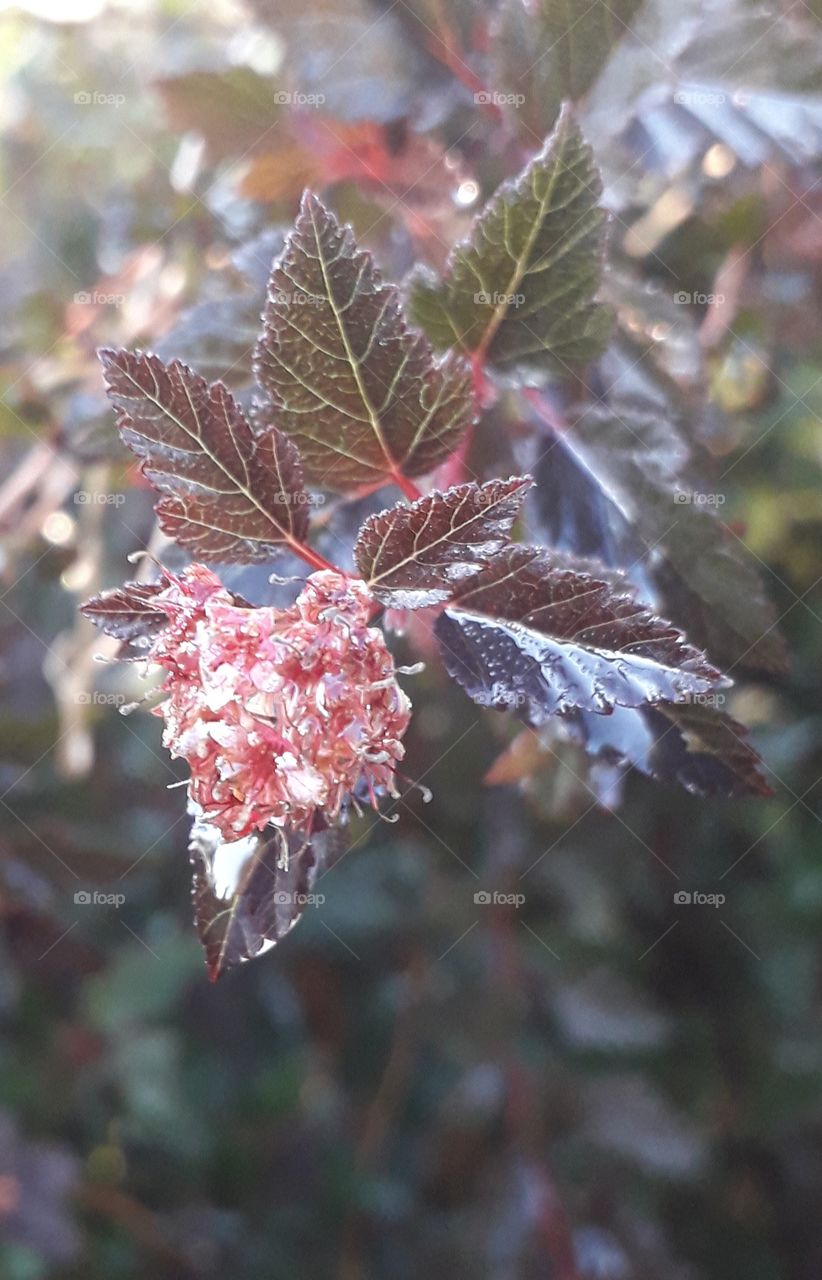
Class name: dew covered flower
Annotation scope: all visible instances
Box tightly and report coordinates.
[147,565,411,841]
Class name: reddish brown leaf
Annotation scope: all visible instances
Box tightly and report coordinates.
[355,476,532,608]
[100,349,309,563]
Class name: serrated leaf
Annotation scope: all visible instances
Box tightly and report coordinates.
[355,476,532,608]
[559,700,773,800]
[100,349,310,563]
[408,105,610,380]
[495,0,644,139]
[190,819,338,981]
[531,398,787,674]
[493,700,772,800]
[642,702,772,798]
[80,582,168,645]
[253,191,476,493]
[436,545,723,720]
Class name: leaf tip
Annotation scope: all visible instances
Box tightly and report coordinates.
[299,187,322,214]
[97,345,123,377]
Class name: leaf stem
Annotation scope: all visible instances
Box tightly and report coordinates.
[471,350,496,410]
[392,470,423,502]
[288,538,343,576]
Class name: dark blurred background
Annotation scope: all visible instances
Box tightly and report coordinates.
[1,0,822,1277]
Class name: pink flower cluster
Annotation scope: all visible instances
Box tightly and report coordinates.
[147,565,411,841]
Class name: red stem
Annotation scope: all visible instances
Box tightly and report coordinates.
[286,462,422,578]
[431,351,495,490]
[392,469,423,502]
[288,537,342,576]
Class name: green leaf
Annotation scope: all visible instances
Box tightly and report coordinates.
[355,476,532,608]
[254,191,476,494]
[408,105,610,380]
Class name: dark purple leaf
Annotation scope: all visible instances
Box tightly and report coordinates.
[354,476,532,608]
[530,397,788,674]
[561,700,773,798]
[80,581,168,645]
[189,818,339,981]
[436,545,724,719]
